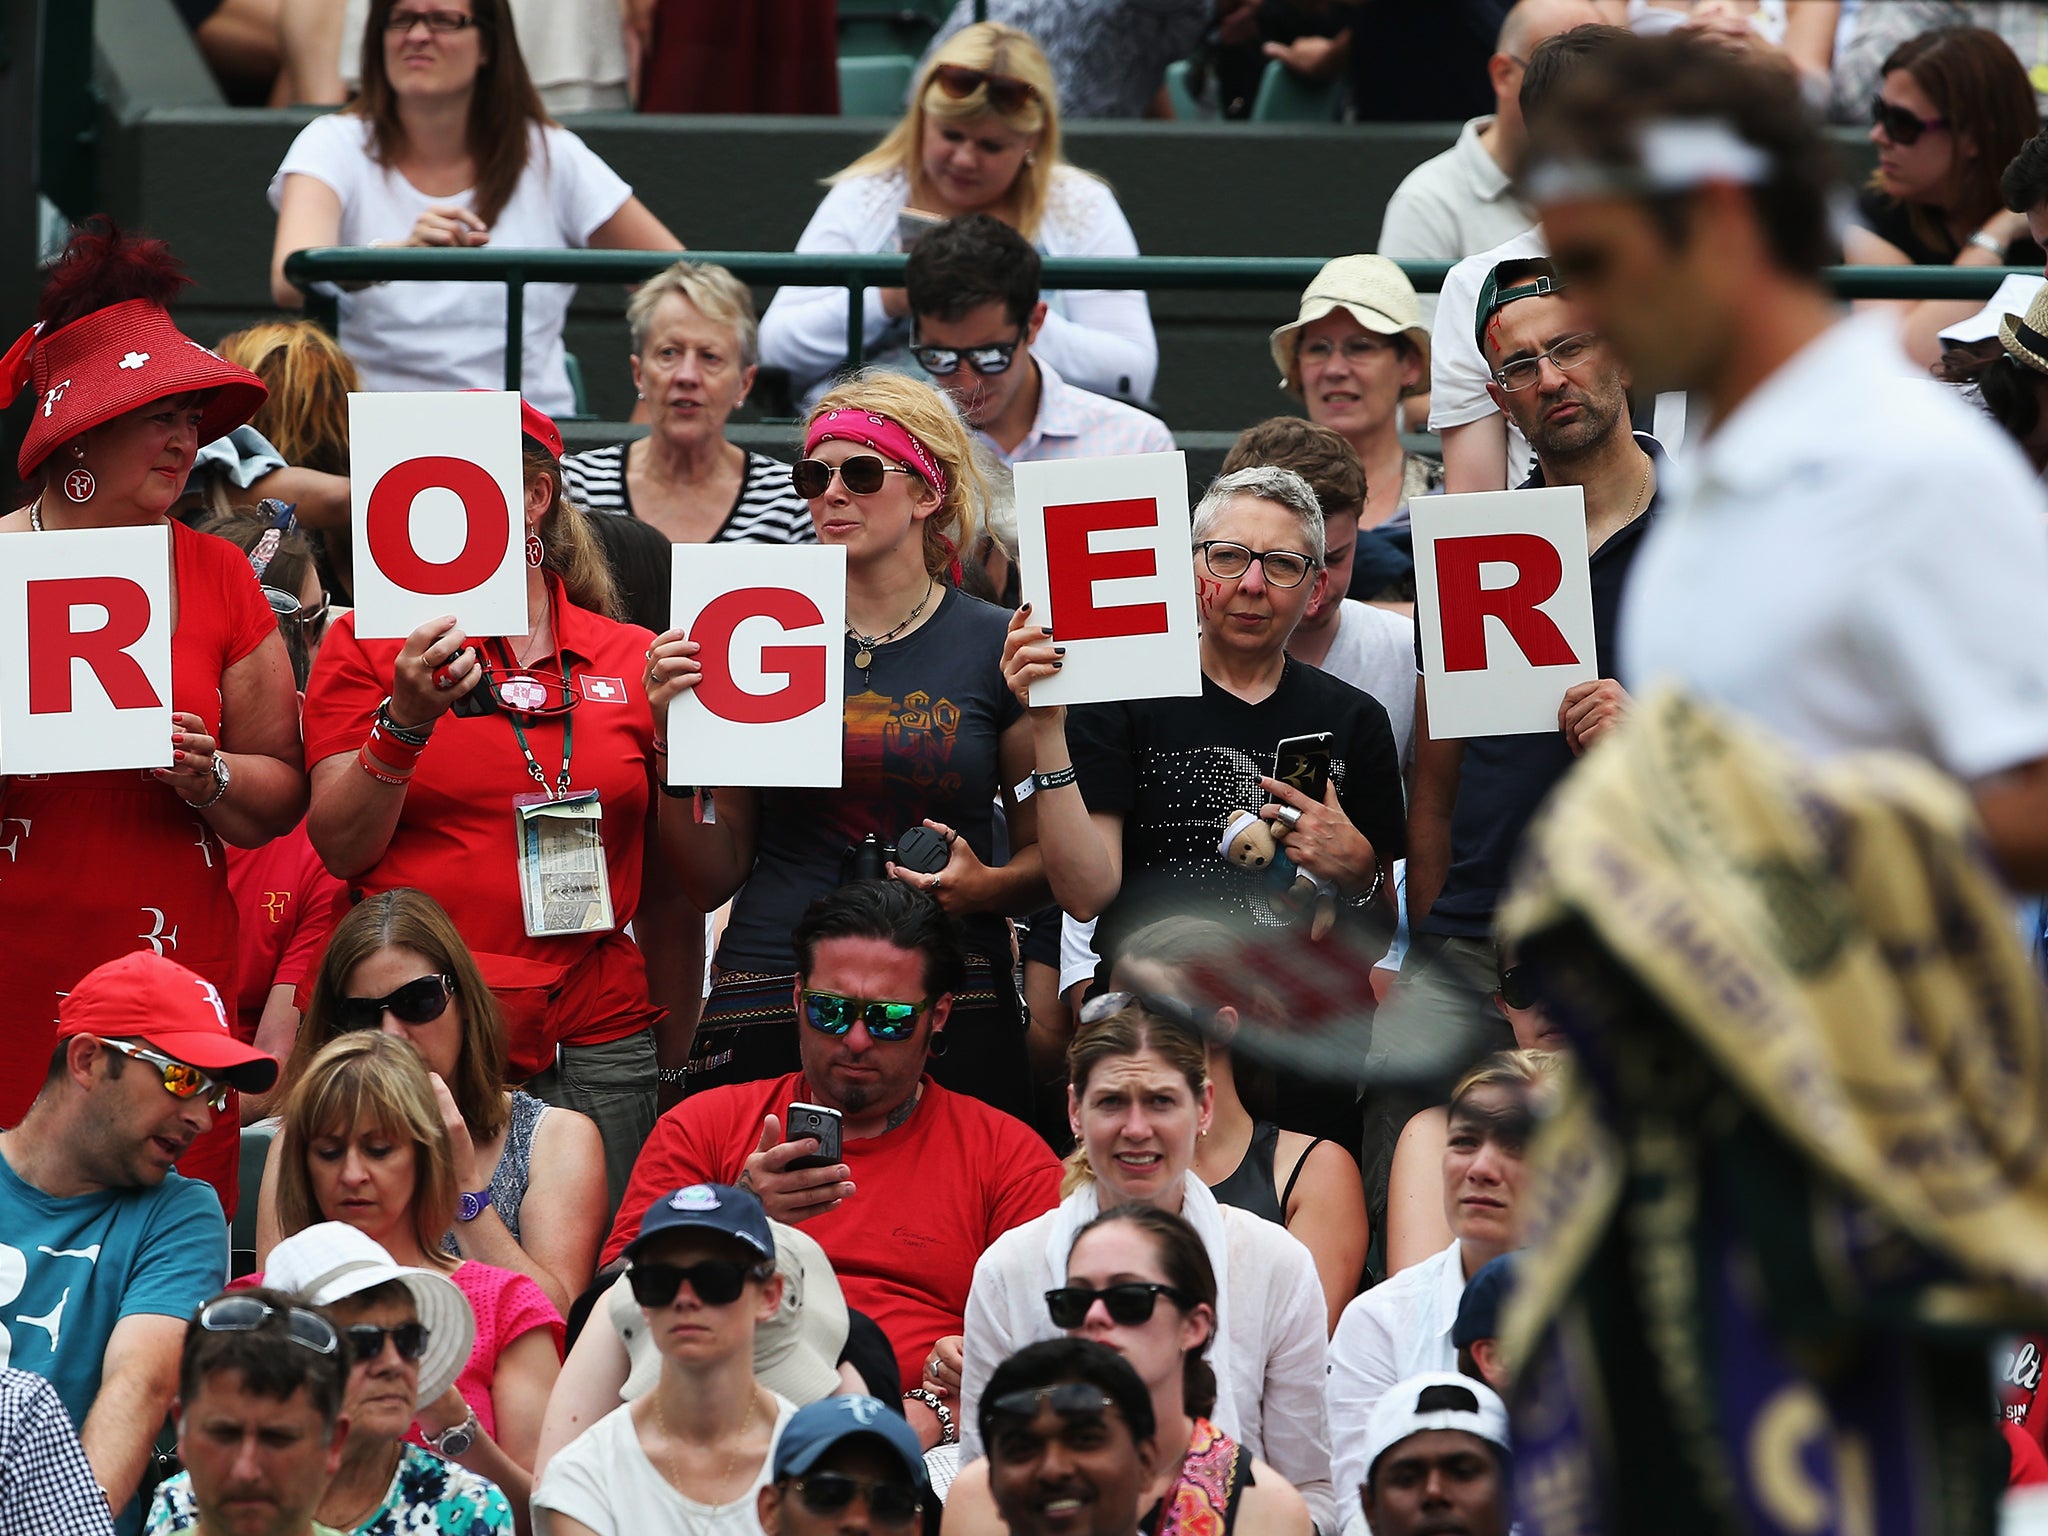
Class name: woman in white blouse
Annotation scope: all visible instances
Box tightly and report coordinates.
[942,997,1334,1533]
[268,0,680,418]
[758,21,1157,410]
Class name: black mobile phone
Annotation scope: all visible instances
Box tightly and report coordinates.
[1273,732,1335,804]
[784,1102,844,1171]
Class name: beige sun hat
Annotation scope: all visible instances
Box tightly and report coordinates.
[1269,254,1432,398]
[1999,284,2048,378]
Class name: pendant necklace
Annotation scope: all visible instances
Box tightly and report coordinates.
[848,578,935,672]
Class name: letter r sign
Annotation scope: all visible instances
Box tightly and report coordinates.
[1412,487,1598,738]
[1,525,174,774]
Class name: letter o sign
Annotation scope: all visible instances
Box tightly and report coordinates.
[365,456,512,594]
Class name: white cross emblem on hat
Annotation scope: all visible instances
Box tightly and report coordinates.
[118,352,150,370]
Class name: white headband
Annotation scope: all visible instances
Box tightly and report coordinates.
[1525,118,1772,204]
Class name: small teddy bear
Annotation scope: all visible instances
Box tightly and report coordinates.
[1218,809,1337,940]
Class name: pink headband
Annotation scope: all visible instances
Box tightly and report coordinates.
[804,409,949,497]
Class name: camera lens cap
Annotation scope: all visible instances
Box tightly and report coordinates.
[894,824,951,875]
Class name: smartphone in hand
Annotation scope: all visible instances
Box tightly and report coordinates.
[1274,731,1335,803]
[784,1102,844,1171]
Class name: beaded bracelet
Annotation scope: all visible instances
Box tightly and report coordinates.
[903,1388,957,1444]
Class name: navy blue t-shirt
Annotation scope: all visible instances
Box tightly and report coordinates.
[1419,437,1664,939]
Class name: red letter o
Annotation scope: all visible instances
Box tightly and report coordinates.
[365,457,512,594]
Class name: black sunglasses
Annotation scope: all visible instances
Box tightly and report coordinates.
[1076,989,1211,1034]
[909,327,1025,378]
[628,1259,771,1309]
[1871,94,1948,147]
[1497,965,1535,1012]
[200,1296,340,1356]
[930,62,1039,115]
[987,1382,1117,1424]
[1045,1282,1195,1330]
[791,455,921,500]
[787,1473,923,1526]
[345,1321,431,1366]
[799,988,930,1041]
[336,974,456,1033]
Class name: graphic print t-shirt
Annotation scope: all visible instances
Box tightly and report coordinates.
[1066,658,1406,969]
[717,588,1023,970]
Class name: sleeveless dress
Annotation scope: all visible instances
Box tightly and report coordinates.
[1208,1121,1325,1230]
[0,520,277,1212]
[441,1090,549,1257]
[1143,1418,1255,1536]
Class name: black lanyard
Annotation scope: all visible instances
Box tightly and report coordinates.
[491,638,575,799]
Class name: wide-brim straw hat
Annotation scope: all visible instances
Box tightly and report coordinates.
[1999,284,2048,379]
[1268,254,1431,398]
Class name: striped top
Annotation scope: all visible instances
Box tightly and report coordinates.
[561,442,818,544]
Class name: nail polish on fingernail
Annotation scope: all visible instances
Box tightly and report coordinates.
[1040,627,1054,635]
[1054,647,1067,655]
[1052,661,1064,669]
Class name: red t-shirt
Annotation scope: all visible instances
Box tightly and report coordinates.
[604,1073,1061,1390]
[301,581,658,1075]
[224,821,346,1042]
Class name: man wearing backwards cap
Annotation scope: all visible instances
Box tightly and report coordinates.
[1522,31,2048,889]
[0,950,278,1533]
[1357,1371,1512,1536]
[758,1395,929,1536]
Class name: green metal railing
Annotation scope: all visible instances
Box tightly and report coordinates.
[282,246,2038,394]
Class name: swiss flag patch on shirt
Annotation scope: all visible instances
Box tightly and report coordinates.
[580,676,627,703]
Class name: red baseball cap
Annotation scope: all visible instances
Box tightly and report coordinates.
[461,389,563,459]
[56,952,279,1093]
[2,299,268,478]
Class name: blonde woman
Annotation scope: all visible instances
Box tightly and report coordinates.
[562,261,815,546]
[645,370,1048,1118]
[271,1032,564,1519]
[758,22,1155,408]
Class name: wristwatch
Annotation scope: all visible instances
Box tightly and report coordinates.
[430,1405,478,1457]
[456,1185,493,1223]
[189,753,231,809]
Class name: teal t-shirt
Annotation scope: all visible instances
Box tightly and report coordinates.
[0,1150,225,1533]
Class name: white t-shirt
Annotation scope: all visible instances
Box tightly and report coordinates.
[532,1394,796,1536]
[339,0,630,105]
[1325,1240,1464,1512]
[1428,227,1547,486]
[1622,312,2048,778]
[1377,116,1536,329]
[269,113,632,416]
[1317,599,1419,780]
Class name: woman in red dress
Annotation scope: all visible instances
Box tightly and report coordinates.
[301,401,670,1214]
[0,222,308,1212]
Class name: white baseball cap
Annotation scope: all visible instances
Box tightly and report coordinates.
[264,1222,474,1410]
[1360,1372,1511,1489]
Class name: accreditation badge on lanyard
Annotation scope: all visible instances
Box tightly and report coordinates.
[505,696,616,939]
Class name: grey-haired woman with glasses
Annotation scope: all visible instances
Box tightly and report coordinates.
[999,463,1404,982]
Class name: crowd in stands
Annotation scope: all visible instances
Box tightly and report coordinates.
[17,1,2048,1534]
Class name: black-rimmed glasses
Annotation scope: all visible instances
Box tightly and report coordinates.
[334,974,456,1033]
[910,327,1026,378]
[98,1038,230,1112]
[199,1296,340,1356]
[1493,333,1599,392]
[1045,1282,1195,1329]
[385,7,476,32]
[1196,540,1318,589]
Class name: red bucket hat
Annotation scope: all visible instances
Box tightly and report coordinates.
[2,298,269,479]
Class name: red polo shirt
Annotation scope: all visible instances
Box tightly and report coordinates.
[303,580,658,1075]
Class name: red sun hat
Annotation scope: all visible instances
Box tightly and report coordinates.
[1,298,269,479]
[55,951,280,1093]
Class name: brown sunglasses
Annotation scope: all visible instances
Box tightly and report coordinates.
[931,63,1039,115]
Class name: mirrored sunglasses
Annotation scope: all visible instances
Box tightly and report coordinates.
[799,988,928,1041]
[335,974,456,1033]
[627,1259,770,1308]
[1076,989,1210,1034]
[789,1472,923,1526]
[909,328,1024,377]
[930,62,1039,115]
[98,1037,229,1112]
[791,455,921,500]
[1045,1281,1194,1329]
[345,1321,431,1365]
[200,1296,340,1355]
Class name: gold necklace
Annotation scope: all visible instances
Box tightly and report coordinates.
[848,578,935,671]
[1623,453,1652,524]
[654,1381,761,1523]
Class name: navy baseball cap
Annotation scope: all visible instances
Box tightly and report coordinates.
[623,1183,774,1263]
[773,1396,929,1488]
[1453,1252,1519,1349]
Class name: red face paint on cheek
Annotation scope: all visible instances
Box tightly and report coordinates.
[1196,574,1227,617]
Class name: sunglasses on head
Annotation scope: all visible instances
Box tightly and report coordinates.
[1045,1282,1194,1330]
[987,1382,1116,1425]
[786,1473,923,1526]
[1871,94,1948,146]
[627,1258,772,1308]
[799,988,929,1041]
[930,62,1039,115]
[1076,989,1211,1034]
[200,1296,340,1356]
[344,1321,431,1366]
[98,1038,230,1112]
[335,974,456,1033]
[791,455,921,501]
[909,327,1025,378]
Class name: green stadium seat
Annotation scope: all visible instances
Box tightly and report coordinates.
[1165,58,1202,121]
[232,1125,274,1278]
[1250,58,1341,123]
[840,53,917,116]
[838,0,945,59]
[563,350,592,419]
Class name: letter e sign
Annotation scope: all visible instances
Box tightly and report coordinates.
[349,391,527,638]
[1413,486,1597,738]
[1,525,174,774]
[1016,450,1201,707]
[667,544,847,788]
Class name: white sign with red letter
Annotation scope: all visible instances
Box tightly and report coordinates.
[0,525,173,773]
[1015,451,1201,708]
[349,391,526,639]
[668,544,847,788]
[1414,487,1598,738]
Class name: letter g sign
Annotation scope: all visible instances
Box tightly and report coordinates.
[692,589,828,724]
